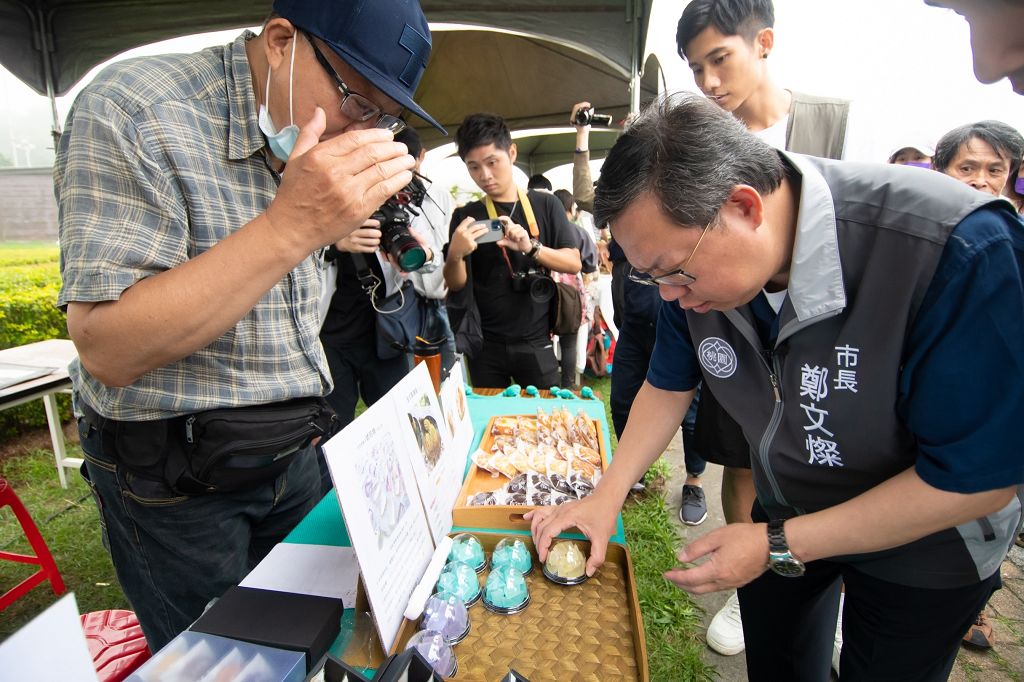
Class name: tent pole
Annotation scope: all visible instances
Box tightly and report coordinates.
[34,7,62,146]
[628,0,642,114]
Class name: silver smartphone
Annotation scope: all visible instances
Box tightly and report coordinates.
[472,218,505,243]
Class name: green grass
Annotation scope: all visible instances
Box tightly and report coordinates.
[0,443,128,640]
[2,375,712,680]
[0,241,60,267]
[580,374,714,681]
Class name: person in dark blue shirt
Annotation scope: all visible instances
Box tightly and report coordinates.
[529,93,1024,682]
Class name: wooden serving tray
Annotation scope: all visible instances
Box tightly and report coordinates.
[451,414,611,531]
[394,532,648,682]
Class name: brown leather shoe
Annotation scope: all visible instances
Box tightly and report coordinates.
[1016,531,1024,549]
[962,610,995,649]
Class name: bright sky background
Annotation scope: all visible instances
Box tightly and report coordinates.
[1,0,1021,195]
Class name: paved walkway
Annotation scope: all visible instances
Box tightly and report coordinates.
[659,430,1024,681]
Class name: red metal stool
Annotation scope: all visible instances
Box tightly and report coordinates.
[0,477,66,611]
[80,610,152,682]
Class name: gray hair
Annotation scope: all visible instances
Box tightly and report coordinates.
[933,120,1023,176]
[594,92,786,233]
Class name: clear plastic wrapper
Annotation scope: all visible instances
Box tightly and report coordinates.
[421,591,471,644]
[436,560,482,607]
[405,629,458,677]
[542,540,589,585]
[448,533,486,573]
[482,564,531,615]
[490,537,534,575]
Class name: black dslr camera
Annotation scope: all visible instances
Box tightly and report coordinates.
[510,268,556,303]
[572,107,614,127]
[374,173,429,272]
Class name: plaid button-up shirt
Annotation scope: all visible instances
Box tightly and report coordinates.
[55,32,332,420]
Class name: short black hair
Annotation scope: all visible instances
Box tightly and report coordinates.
[595,92,785,234]
[394,127,423,159]
[933,120,1024,176]
[528,174,553,191]
[455,113,512,160]
[553,189,575,214]
[676,0,775,59]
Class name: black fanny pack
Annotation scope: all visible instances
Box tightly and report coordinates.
[84,398,339,495]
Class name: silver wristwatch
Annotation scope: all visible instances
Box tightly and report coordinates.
[767,519,805,577]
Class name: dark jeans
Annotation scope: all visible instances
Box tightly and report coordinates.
[78,417,321,652]
[435,304,458,378]
[321,341,411,493]
[558,330,578,388]
[468,337,559,389]
[611,317,706,477]
[739,508,999,681]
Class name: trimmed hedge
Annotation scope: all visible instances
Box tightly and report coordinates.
[0,246,71,438]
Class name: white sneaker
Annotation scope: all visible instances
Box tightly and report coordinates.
[707,591,745,655]
[832,592,845,675]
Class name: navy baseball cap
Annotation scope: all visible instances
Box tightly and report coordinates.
[273,0,446,134]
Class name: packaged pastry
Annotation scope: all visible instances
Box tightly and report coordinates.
[548,473,573,496]
[491,415,520,436]
[506,472,528,495]
[525,446,548,472]
[526,472,553,494]
[575,443,602,467]
[468,489,495,503]
[487,451,520,479]
[536,408,553,431]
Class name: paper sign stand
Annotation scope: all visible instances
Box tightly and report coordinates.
[322,362,475,668]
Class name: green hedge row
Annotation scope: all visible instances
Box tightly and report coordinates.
[0,253,71,438]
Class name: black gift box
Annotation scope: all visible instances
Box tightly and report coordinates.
[372,649,444,681]
[190,585,343,670]
[322,653,374,682]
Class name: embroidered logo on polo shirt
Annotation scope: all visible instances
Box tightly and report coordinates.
[698,337,737,378]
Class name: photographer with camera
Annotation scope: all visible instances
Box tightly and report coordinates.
[318,214,426,493]
[444,113,582,388]
[54,0,443,650]
[394,127,459,376]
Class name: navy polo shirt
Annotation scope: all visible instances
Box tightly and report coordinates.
[648,204,1024,494]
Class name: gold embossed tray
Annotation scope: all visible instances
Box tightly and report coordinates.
[393,532,648,682]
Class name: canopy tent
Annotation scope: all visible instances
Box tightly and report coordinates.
[0,0,655,145]
[411,28,661,149]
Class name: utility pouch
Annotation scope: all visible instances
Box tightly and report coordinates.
[84,398,339,495]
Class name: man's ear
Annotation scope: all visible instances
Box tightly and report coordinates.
[755,27,775,58]
[263,18,297,70]
[724,185,765,232]
[508,142,518,165]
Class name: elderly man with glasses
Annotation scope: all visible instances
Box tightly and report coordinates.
[528,93,1024,681]
[54,0,444,650]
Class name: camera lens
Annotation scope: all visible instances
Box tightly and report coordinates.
[529,275,555,303]
[378,206,426,272]
[394,240,427,271]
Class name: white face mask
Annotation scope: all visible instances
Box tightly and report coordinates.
[258,35,299,162]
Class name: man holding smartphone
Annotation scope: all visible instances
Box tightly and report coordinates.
[443,113,582,388]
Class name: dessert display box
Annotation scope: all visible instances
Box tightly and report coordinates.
[452,412,611,532]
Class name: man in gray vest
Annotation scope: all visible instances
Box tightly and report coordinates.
[675,0,853,657]
[527,93,1024,681]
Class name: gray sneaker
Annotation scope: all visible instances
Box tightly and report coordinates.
[680,484,708,525]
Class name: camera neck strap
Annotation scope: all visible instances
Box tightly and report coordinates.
[484,187,539,238]
[485,187,539,276]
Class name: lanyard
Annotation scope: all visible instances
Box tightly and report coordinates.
[484,187,538,237]
[485,188,540,276]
